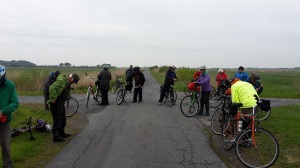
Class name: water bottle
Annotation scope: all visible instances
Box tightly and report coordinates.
[238,120,243,132]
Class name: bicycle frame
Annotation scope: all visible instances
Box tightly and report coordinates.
[85,72,100,107]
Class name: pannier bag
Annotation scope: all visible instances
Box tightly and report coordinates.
[187,82,200,92]
[259,99,271,111]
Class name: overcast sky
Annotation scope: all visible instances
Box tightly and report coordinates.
[0,0,299,68]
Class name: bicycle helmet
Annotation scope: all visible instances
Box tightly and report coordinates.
[228,78,240,86]
[217,69,224,73]
[238,66,244,70]
[45,124,52,132]
[199,65,206,70]
[0,65,6,79]
[103,65,109,69]
[70,73,80,84]
[170,65,176,69]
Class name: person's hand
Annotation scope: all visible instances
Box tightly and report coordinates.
[173,78,177,81]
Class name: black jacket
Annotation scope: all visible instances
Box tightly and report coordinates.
[97,69,112,90]
[133,71,145,86]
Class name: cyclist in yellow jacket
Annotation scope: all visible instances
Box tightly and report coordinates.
[228,78,259,114]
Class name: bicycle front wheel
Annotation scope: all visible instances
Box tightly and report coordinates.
[86,89,91,108]
[209,92,223,108]
[65,97,79,117]
[221,117,236,150]
[94,89,101,105]
[255,107,271,121]
[116,89,125,105]
[111,84,118,94]
[180,95,199,117]
[235,127,279,168]
[211,108,222,135]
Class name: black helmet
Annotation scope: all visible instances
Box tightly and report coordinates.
[71,73,80,84]
[133,66,140,71]
[228,78,235,86]
[238,66,244,70]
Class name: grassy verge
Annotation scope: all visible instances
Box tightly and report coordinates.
[0,104,87,168]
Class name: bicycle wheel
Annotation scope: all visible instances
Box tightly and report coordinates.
[221,117,236,150]
[65,97,79,117]
[94,89,101,105]
[235,127,279,168]
[163,92,168,103]
[209,92,223,108]
[180,95,199,117]
[210,86,216,98]
[168,90,175,107]
[184,85,191,95]
[111,83,118,94]
[116,89,124,105]
[86,89,91,108]
[211,108,222,135]
[173,90,177,104]
[255,107,271,121]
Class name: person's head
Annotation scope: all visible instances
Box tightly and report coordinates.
[103,65,109,70]
[228,78,240,87]
[68,73,80,84]
[133,66,140,72]
[169,65,176,71]
[199,65,206,72]
[130,65,133,69]
[238,66,244,72]
[54,71,60,77]
[218,69,224,73]
[0,65,6,85]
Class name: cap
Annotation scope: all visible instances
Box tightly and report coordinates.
[170,65,176,69]
[218,69,223,73]
[199,65,206,70]
[54,71,60,76]
[71,73,80,84]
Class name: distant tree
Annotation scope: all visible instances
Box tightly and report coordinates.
[59,63,64,67]
[96,65,101,67]
[64,62,71,67]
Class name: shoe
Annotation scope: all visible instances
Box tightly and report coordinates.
[60,133,71,138]
[132,100,137,103]
[138,100,142,102]
[203,112,210,116]
[197,111,203,115]
[53,137,65,142]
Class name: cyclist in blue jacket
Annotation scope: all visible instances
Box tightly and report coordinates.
[234,66,249,81]
[159,66,177,105]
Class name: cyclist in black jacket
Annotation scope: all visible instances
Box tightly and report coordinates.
[132,66,145,102]
[159,66,177,105]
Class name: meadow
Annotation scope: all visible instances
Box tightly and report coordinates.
[1,66,300,167]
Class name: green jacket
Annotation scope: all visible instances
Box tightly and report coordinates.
[47,74,70,104]
[231,80,258,108]
[0,79,19,122]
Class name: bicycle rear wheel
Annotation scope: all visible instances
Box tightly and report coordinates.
[211,108,222,135]
[86,89,91,108]
[235,127,279,168]
[116,89,125,105]
[180,95,199,117]
[255,107,271,121]
[111,84,118,94]
[94,89,101,105]
[65,97,79,117]
[209,92,223,108]
[221,117,236,150]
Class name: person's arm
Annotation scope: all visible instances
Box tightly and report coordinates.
[1,85,19,116]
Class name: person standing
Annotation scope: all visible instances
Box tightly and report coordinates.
[43,71,60,110]
[234,66,249,81]
[48,73,80,142]
[216,69,228,93]
[132,66,145,102]
[159,66,177,105]
[195,65,211,116]
[125,65,133,92]
[97,65,112,105]
[249,73,263,95]
[0,65,19,167]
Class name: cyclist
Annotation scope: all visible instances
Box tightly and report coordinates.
[97,65,112,105]
[48,73,80,142]
[132,66,145,102]
[193,68,201,81]
[234,66,249,81]
[125,65,134,92]
[159,66,177,105]
[215,69,228,94]
[249,73,263,95]
[43,71,60,110]
[194,65,211,116]
[228,78,259,115]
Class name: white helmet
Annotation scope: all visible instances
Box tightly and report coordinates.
[218,69,224,73]
[0,65,6,79]
[45,124,52,132]
[199,65,206,70]
[103,65,109,69]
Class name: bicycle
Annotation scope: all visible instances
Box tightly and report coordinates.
[116,81,127,105]
[184,81,216,97]
[180,83,200,117]
[221,100,279,168]
[209,82,229,108]
[160,85,177,107]
[111,73,123,94]
[85,72,101,108]
[65,88,79,117]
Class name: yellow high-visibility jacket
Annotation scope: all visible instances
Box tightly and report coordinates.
[231,81,259,108]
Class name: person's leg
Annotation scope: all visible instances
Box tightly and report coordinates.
[138,87,143,102]
[104,90,109,105]
[133,87,138,102]
[100,90,106,105]
[0,121,13,168]
[203,91,211,116]
[198,92,204,115]
[50,103,65,142]
[59,104,70,138]
[44,91,50,110]
[159,85,169,103]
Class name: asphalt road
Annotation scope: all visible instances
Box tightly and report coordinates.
[18,69,300,168]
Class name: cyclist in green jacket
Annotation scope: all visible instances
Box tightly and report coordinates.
[48,73,80,142]
[0,65,19,167]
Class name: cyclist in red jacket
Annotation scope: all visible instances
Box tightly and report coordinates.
[216,69,228,93]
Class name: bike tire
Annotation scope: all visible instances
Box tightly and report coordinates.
[111,84,118,94]
[221,117,236,150]
[209,92,223,108]
[255,106,271,121]
[211,108,222,135]
[86,89,91,108]
[180,95,199,117]
[116,89,124,105]
[94,89,101,105]
[235,127,279,168]
[65,97,79,117]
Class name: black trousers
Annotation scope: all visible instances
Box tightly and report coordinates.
[133,87,143,101]
[200,91,211,112]
[50,102,66,138]
[101,90,109,104]
[159,85,170,102]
